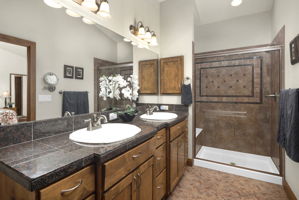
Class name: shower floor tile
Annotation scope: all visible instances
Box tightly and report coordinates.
[168,166,288,200]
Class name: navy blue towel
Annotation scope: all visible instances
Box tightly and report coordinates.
[62,91,89,116]
[181,84,193,106]
[278,89,299,162]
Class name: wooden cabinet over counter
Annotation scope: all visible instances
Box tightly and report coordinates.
[139,59,159,94]
[160,56,184,94]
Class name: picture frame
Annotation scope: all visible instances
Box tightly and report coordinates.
[75,67,84,80]
[64,65,74,79]
[290,34,299,65]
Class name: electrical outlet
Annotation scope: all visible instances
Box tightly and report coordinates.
[160,105,169,111]
[109,113,118,121]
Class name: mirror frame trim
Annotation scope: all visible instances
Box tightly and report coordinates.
[0,33,36,121]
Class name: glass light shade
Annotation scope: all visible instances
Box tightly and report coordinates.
[66,9,81,17]
[144,31,152,41]
[138,26,145,36]
[43,0,62,8]
[123,38,131,42]
[97,1,111,18]
[137,44,144,49]
[2,91,10,97]
[131,41,137,46]
[150,35,158,46]
[231,0,242,7]
[82,17,95,24]
[81,0,98,12]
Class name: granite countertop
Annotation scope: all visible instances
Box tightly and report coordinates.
[0,111,188,191]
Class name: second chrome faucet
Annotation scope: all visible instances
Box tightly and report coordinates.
[84,114,108,131]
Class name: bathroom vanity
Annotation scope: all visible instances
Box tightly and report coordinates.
[0,112,188,200]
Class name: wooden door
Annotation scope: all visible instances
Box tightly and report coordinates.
[14,76,23,116]
[137,158,154,200]
[104,172,137,200]
[160,56,184,94]
[139,59,158,94]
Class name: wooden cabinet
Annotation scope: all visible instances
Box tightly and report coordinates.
[139,59,159,94]
[169,120,187,193]
[160,56,184,94]
[104,158,154,200]
[39,165,95,200]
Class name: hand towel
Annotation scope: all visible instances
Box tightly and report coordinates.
[181,84,193,106]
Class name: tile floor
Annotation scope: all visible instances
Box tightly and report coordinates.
[168,167,288,200]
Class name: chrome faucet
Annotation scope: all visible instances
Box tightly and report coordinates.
[84,114,108,131]
[146,105,159,115]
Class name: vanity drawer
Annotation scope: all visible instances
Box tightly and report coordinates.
[170,120,187,141]
[40,165,95,200]
[154,169,166,200]
[104,139,154,190]
[154,143,166,177]
[154,128,166,148]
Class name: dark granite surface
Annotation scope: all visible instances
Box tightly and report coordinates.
[0,111,188,191]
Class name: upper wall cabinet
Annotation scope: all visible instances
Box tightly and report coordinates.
[139,59,159,94]
[160,56,184,94]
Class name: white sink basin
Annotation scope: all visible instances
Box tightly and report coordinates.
[140,112,178,121]
[69,123,141,146]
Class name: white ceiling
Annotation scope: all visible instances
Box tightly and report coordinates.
[195,0,274,25]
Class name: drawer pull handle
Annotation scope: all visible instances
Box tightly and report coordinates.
[60,179,82,195]
[157,186,161,189]
[156,157,161,161]
[157,136,162,139]
[132,153,141,159]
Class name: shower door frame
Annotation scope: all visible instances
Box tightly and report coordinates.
[192,44,285,176]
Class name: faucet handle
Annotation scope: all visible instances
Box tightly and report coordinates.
[84,119,91,123]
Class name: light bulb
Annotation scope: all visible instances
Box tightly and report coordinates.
[66,9,81,17]
[97,0,111,18]
[81,0,98,12]
[231,0,242,7]
[82,17,95,25]
[43,0,62,8]
[138,26,145,36]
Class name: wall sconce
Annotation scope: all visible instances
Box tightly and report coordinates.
[43,72,59,92]
[129,21,159,46]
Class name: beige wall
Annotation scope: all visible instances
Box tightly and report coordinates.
[0,45,27,109]
[272,0,299,198]
[0,0,119,120]
[195,11,272,53]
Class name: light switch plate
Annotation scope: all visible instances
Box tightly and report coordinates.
[109,113,118,121]
[160,105,169,111]
[38,95,52,102]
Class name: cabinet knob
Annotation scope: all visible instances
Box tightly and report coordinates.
[157,136,162,139]
[132,152,142,159]
[60,179,82,196]
[156,186,161,189]
[156,157,161,161]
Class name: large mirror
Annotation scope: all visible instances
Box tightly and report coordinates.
[0,0,158,126]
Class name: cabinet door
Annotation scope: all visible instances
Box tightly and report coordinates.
[137,158,154,200]
[139,59,158,94]
[160,56,184,94]
[104,172,137,200]
[170,137,179,192]
[177,134,185,179]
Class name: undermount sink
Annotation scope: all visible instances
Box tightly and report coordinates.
[69,123,141,146]
[140,112,178,121]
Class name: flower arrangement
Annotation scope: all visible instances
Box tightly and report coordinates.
[99,74,139,102]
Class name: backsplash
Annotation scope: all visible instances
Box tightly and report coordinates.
[137,103,189,113]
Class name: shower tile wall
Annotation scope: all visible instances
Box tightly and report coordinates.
[195,51,280,157]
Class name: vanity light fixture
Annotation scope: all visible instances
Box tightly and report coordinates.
[231,0,242,7]
[43,0,62,8]
[82,17,95,24]
[81,0,98,12]
[129,22,159,46]
[137,44,144,49]
[131,41,137,46]
[65,9,81,17]
[97,0,111,18]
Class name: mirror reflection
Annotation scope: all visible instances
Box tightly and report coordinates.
[0,0,158,126]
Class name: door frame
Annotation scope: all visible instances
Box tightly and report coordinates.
[0,33,36,121]
[192,44,284,176]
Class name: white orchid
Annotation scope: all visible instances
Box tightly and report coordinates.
[99,74,139,102]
